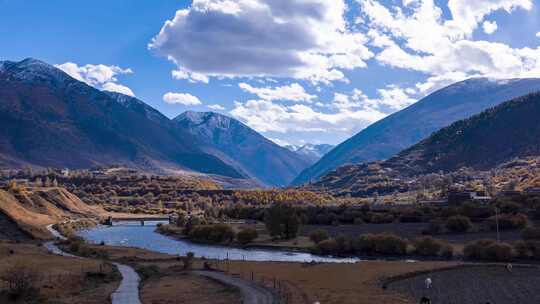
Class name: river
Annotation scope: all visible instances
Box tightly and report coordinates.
[77,221,359,263]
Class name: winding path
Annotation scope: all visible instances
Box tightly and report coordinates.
[45,224,142,304]
[195,271,276,304]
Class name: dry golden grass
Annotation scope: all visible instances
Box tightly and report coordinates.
[227,260,461,304]
[0,242,120,303]
[141,272,241,304]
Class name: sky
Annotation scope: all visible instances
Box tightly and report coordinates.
[1,0,540,146]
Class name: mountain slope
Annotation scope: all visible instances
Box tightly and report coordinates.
[311,91,540,195]
[174,111,311,187]
[292,78,540,185]
[0,58,243,178]
[285,144,334,164]
[386,91,540,174]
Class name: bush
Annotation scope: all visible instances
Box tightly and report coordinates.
[315,239,339,255]
[464,239,513,262]
[236,227,258,245]
[487,213,528,231]
[0,265,41,300]
[521,227,540,240]
[352,233,407,256]
[189,224,235,244]
[445,216,472,233]
[413,237,442,256]
[309,229,329,244]
[136,264,160,281]
[513,240,540,260]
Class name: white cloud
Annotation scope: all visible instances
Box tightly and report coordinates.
[56,62,135,96]
[269,137,291,147]
[163,92,202,106]
[101,82,135,97]
[482,20,498,34]
[149,0,373,84]
[536,32,540,38]
[208,104,226,110]
[359,0,540,92]
[230,98,386,136]
[239,82,316,103]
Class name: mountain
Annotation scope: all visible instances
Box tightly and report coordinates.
[292,77,540,186]
[285,144,334,164]
[174,111,311,187]
[386,91,540,175]
[311,91,540,195]
[0,58,243,178]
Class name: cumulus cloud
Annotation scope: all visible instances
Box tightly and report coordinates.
[536,32,540,38]
[163,92,202,106]
[56,62,135,96]
[359,0,539,93]
[482,20,498,34]
[208,104,226,110]
[239,82,316,103]
[230,99,386,137]
[149,0,372,84]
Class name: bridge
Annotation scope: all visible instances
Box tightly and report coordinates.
[103,215,176,226]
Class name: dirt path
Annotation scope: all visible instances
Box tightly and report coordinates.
[195,271,276,304]
[45,224,142,304]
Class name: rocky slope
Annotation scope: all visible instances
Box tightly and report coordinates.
[292,78,540,185]
[174,111,311,187]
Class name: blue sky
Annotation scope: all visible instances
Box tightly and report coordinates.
[1,0,540,146]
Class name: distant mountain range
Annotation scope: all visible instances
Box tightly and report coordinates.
[285,144,334,164]
[0,58,312,186]
[292,77,540,186]
[310,91,540,194]
[174,111,311,187]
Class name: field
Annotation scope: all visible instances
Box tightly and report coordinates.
[0,242,120,303]
[141,272,240,304]
[226,260,460,304]
[388,265,540,304]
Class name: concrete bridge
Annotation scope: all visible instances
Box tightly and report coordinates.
[103,215,175,226]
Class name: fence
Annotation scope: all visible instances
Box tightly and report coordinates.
[210,258,294,304]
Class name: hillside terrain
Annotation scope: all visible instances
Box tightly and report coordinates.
[0,186,104,239]
[0,58,243,178]
[309,92,540,196]
[293,78,540,185]
[174,111,311,187]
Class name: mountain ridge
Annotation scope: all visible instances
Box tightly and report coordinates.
[292,77,540,185]
[0,58,243,178]
[174,111,312,187]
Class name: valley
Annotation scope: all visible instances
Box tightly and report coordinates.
[2,59,540,304]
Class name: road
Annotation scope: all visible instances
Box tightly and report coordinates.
[195,271,276,304]
[44,224,142,304]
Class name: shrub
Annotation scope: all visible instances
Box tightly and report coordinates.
[440,244,454,259]
[0,265,41,300]
[487,213,528,231]
[445,216,472,233]
[463,239,513,262]
[182,252,195,270]
[521,227,540,240]
[309,229,329,244]
[136,264,160,281]
[352,233,407,256]
[413,237,442,256]
[315,239,339,255]
[236,227,258,245]
[514,240,540,260]
[189,224,235,244]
